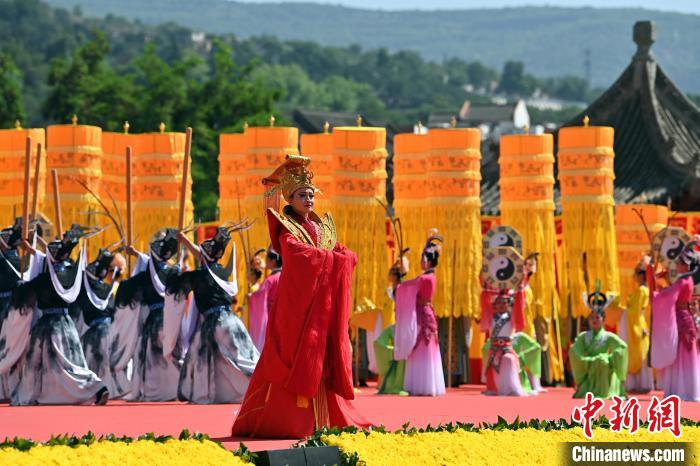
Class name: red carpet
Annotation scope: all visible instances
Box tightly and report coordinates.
[1,385,698,452]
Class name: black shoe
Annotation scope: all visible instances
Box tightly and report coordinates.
[95,387,109,405]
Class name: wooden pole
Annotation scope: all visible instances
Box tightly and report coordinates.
[31,143,42,220]
[553,292,564,383]
[235,179,251,293]
[178,127,192,231]
[178,128,192,263]
[126,146,133,271]
[21,137,32,270]
[447,239,457,389]
[51,169,63,238]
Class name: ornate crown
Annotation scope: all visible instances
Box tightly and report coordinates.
[263,155,318,204]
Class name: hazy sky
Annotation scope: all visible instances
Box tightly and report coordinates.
[235,0,700,14]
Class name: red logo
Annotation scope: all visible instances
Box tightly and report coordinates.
[573,393,683,438]
[572,392,605,439]
[610,395,641,434]
[648,395,681,437]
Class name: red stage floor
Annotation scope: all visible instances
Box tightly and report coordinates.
[1,385,699,452]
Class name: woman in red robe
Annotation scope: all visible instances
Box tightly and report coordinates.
[232,155,370,438]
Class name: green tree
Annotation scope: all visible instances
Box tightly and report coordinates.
[43,31,137,128]
[251,63,320,113]
[130,43,192,132]
[497,61,530,96]
[318,75,385,115]
[540,75,590,101]
[41,33,280,221]
[0,53,25,128]
[183,39,280,221]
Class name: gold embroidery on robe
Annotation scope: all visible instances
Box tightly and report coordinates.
[268,205,337,251]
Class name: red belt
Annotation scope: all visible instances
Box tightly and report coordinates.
[491,337,512,348]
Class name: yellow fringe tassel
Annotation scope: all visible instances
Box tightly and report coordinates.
[560,201,620,318]
[333,200,388,308]
[423,202,481,318]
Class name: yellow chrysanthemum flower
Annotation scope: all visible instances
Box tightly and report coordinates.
[0,439,250,466]
[322,427,700,466]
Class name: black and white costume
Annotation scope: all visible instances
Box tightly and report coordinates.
[111,229,181,401]
[10,226,107,405]
[164,226,259,403]
[73,249,120,397]
[0,219,31,400]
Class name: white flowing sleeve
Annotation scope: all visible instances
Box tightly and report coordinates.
[393,278,421,360]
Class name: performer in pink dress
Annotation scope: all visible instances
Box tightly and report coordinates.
[481,287,527,396]
[247,246,282,352]
[651,242,700,401]
[395,232,446,396]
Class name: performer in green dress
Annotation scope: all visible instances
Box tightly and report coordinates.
[373,260,408,395]
[569,282,628,399]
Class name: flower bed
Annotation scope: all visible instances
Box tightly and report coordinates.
[303,418,700,466]
[0,431,251,466]
[4,419,699,465]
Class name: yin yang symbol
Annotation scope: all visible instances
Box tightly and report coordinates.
[490,233,514,248]
[489,256,515,281]
[662,236,684,261]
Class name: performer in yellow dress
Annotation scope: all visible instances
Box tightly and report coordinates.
[620,259,653,393]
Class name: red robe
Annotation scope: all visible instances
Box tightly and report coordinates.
[231,209,369,438]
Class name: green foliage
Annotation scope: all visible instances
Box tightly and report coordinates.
[497,61,536,97]
[296,416,700,464]
[41,0,700,94]
[43,30,138,128]
[0,53,24,127]
[233,443,258,463]
[37,30,278,221]
[183,39,278,221]
[0,429,258,462]
[1,0,638,220]
[0,429,215,450]
[251,63,386,116]
[538,76,591,103]
[128,43,191,132]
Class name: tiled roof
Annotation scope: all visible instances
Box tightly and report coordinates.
[298,22,700,216]
[560,21,700,211]
[462,104,515,123]
[481,21,700,215]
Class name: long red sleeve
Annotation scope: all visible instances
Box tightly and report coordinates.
[260,220,355,401]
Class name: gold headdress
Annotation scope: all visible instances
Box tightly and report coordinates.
[262,155,318,212]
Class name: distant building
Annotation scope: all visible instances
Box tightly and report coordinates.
[295,19,700,217]
[480,21,700,215]
[428,99,530,141]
